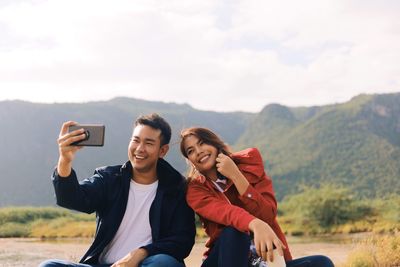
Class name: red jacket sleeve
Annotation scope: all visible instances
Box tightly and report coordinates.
[187,181,255,233]
[233,148,278,225]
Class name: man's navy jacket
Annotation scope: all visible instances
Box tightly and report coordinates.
[52,159,196,264]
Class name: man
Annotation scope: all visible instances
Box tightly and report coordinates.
[39,113,196,267]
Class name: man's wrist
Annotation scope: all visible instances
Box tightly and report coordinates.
[57,158,72,177]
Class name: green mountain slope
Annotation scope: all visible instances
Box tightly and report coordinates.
[235,93,400,200]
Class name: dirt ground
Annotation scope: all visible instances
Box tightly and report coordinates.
[0,237,352,266]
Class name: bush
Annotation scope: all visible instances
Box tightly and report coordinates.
[344,249,375,267]
[0,206,69,224]
[343,232,400,267]
[280,184,372,230]
[0,206,96,238]
[372,195,400,223]
[31,218,95,238]
[0,222,30,237]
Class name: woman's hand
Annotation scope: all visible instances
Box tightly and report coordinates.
[215,153,241,179]
[216,153,250,195]
[248,218,286,262]
[111,248,148,267]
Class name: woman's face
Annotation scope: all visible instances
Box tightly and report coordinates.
[183,135,218,177]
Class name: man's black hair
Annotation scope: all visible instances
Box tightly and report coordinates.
[135,113,172,146]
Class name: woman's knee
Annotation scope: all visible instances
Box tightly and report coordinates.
[220,226,249,243]
[312,255,334,267]
[288,255,334,267]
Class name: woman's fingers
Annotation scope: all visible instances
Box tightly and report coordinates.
[260,242,267,261]
[274,238,286,257]
[250,219,287,263]
[266,240,274,262]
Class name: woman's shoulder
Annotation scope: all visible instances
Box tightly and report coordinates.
[187,174,207,186]
[232,147,265,178]
[186,175,214,197]
[232,147,263,164]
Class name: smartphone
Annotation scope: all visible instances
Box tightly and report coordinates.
[68,124,105,146]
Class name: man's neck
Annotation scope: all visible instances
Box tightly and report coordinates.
[132,169,158,184]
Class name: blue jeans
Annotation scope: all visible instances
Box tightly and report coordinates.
[201,226,251,267]
[286,255,334,267]
[200,227,334,267]
[38,254,184,267]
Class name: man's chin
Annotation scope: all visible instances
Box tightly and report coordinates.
[133,163,156,173]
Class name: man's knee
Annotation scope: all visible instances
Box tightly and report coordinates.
[38,259,71,267]
[140,254,184,267]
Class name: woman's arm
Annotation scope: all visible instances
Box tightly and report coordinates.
[238,148,278,223]
[187,182,255,233]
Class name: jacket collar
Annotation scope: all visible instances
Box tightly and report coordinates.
[120,158,184,191]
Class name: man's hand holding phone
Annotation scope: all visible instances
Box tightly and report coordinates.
[56,121,105,177]
[57,121,85,177]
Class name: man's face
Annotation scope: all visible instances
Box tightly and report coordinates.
[128,124,168,174]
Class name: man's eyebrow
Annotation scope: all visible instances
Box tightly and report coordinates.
[132,136,157,142]
[132,135,156,142]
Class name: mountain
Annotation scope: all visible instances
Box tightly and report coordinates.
[0,98,251,206]
[235,93,400,199]
[0,93,399,206]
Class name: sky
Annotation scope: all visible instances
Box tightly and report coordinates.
[0,0,399,112]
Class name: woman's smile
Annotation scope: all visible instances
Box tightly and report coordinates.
[198,154,211,163]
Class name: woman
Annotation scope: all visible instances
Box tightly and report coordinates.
[180,127,334,267]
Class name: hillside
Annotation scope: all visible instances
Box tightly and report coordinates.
[0,93,399,206]
[0,98,251,206]
[235,93,400,199]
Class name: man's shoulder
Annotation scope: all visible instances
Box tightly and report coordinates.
[94,164,124,178]
[157,159,187,190]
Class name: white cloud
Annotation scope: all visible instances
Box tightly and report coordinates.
[0,0,398,112]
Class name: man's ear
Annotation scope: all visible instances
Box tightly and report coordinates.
[159,144,169,158]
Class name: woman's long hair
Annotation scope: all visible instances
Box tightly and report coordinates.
[180,127,231,180]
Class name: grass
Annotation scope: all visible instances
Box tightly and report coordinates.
[0,207,95,238]
[342,231,400,267]
[0,204,399,266]
[31,218,95,238]
[277,188,399,236]
[1,195,399,239]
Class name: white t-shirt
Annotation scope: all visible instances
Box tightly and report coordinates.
[99,179,158,264]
